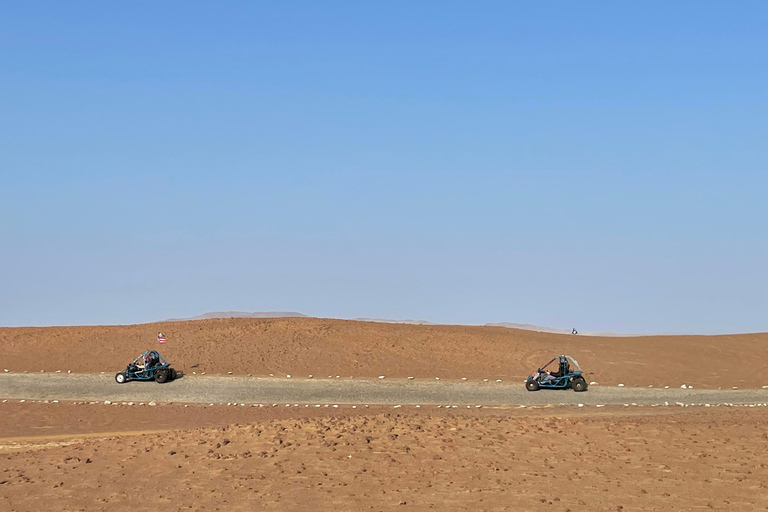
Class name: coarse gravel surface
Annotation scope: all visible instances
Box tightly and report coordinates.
[1,373,766,406]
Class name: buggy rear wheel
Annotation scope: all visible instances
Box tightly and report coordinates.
[115,372,127,384]
[170,368,178,380]
[572,377,588,392]
[525,379,539,391]
[155,370,169,383]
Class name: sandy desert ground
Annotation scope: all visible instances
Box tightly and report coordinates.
[2,317,768,387]
[1,401,768,511]
[3,318,767,511]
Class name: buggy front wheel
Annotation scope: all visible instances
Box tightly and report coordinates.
[525,379,539,391]
[115,372,127,384]
[572,377,588,392]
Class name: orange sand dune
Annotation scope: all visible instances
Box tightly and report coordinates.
[1,317,765,387]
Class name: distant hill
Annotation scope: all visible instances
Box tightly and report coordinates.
[166,311,308,321]
[485,322,632,337]
[354,318,435,325]
[485,322,573,334]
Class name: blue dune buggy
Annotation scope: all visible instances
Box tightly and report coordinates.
[115,350,181,384]
[525,355,588,392]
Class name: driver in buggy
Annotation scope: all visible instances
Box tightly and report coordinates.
[540,356,570,383]
[134,351,159,373]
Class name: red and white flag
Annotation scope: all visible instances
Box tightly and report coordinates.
[157,332,166,344]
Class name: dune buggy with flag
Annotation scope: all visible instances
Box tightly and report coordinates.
[525,355,588,392]
[115,350,181,384]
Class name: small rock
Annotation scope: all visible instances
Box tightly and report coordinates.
[618,383,624,387]
[407,376,414,380]
[104,401,111,405]
[148,401,156,406]
[378,376,385,379]
[286,375,291,378]
[681,384,687,389]
[577,404,584,407]
[590,381,597,385]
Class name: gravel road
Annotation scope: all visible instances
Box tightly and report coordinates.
[2,374,767,406]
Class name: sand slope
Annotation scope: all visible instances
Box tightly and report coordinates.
[1,317,765,387]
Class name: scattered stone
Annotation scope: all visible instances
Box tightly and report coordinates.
[104,401,111,405]
[407,376,414,380]
[148,401,156,406]
[618,383,624,387]
[378,376,385,379]
[286,374,291,378]
[435,377,440,380]
[309,375,313,378]
[681,384,687,389]
[577,404,584,407]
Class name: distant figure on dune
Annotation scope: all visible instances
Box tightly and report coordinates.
[571,328,578,335]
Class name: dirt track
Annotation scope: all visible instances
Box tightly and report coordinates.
[2,317,767,388]
[2,374,766,406]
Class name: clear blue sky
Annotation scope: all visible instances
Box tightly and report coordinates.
[1,2,766,333]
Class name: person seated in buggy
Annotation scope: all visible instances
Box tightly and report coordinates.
[540,356,570,383]
[132,351,159,373]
